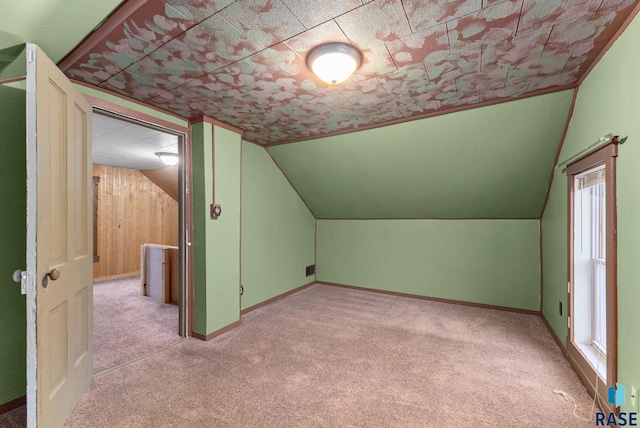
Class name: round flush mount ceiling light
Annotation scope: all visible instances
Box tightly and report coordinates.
[306,42,362,85]
[155,152,179,166]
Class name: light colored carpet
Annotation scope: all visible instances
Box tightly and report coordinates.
[0,406,26,428]
[0,276,181,428]
[93,275,180,373]
[58,284,596,427]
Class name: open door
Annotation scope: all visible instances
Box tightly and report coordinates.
[25,43,93,427]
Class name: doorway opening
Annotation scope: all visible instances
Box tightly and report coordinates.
[91,109,189,374]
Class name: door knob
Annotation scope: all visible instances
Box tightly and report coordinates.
[42,268,60,288]
[47,269,60,281]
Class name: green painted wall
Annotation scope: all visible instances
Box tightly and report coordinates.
[191,121,242,335]
[191,122,209,334]
[541,11,640,413]
[240,141,315,310]
[0,44,26,81]
[269,91,572,219]
[0,1,123,62]
[0,82,26,405]
[317,219,541,311]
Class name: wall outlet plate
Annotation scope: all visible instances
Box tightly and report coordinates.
[631,385,637,408]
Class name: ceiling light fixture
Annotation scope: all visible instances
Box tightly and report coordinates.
[155,152,179,166]
[306,42,362,85]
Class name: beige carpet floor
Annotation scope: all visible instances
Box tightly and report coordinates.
[57,284,597,427]
[93,276,180,373]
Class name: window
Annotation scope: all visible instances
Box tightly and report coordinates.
[567,140,618,411]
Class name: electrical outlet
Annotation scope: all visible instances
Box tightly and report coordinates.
[631,385,637,408]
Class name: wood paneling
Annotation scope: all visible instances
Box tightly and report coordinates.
[93,164,178,279]
[141,166,178,201]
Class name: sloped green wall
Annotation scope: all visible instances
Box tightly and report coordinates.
[541,11,640,413]
[317,219,541,311]
[0,1,123,62]
[240,142,315,310]
[269,91,572,219]
[0,44,26,81]
[0,82,26,405]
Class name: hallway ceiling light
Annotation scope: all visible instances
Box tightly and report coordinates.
[306,42,362,85]
[155,152,179,166]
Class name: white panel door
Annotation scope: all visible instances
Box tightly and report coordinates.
[25,43,93,428]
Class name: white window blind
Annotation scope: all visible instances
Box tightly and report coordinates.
[576,166,605,190]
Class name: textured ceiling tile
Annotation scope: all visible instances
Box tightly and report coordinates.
[65,64,118,86]
[375,93,417,112]
[425,49,481,84]
[481,27,550,68]
[387,23,449,68]
[340,78,388,105]
[220,60,271,93]
[364,109,405,123]
[350,44,398,83]
[440,92,480,107]
[59,0,640,145]
[546,12,621,52]
[218,0,306,49]
[299,90,352,111]
[410,81,440,100]
[336,0,413,49]
[285,20,350,54]
[403,0,482,33]
[427,80,458,103]
[247,43,311,80]
[599,0,638,11]
[517,0,603,36]
[399,98,440,117]
[479,83,528,102]
[527,71,576,91]
[447,0,522,45]
[163,0,237,21]
[66,0,197,83]
[504,66,535,88]
[456,69,508,98]
[504,51,571,83]
[280,0,360,29]
[564,39,609,77]
[150,59,262,108]
[181,14,262,69]
[537,52,571,75]
[377,66,430,95]
[100,72,149,102]
[483,0,513,6]
[123,38,209,95]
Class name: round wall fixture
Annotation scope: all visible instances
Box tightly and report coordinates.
[306,42,362,85]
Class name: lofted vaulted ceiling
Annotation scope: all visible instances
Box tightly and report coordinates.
[45,0,640,146]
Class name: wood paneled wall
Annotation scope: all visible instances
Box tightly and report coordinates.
[93,164,178,279]
[141,166,179,201]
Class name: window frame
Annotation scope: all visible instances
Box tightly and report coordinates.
[566,138,618,413]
